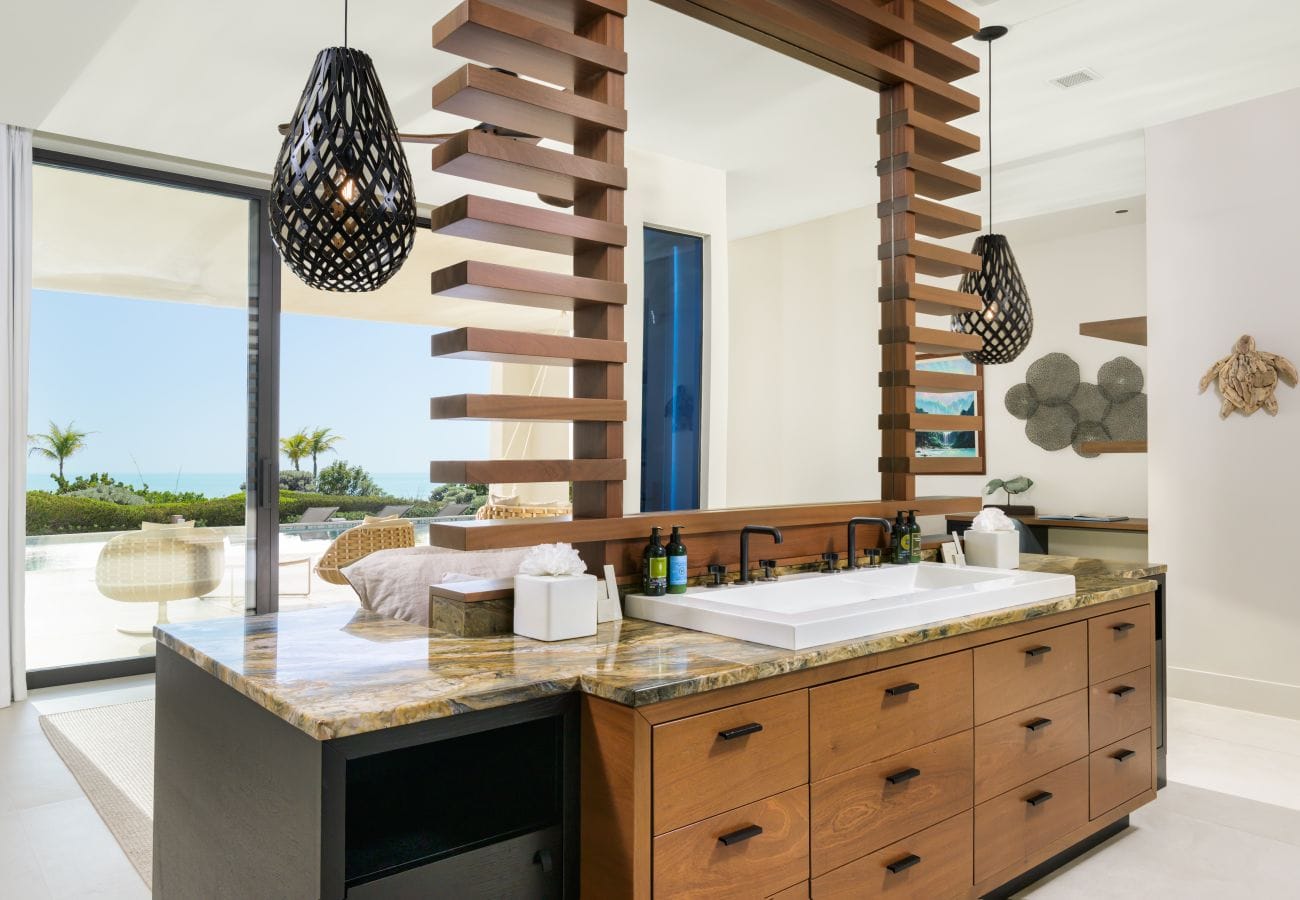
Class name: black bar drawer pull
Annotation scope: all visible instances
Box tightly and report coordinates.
[886,853,922,874]
[718,722,763,741]
[1026,791,1054,807]
[886,767,921,785]
[1025,645,1052,657]
[1025,717,1053,732]
[718,824,763,846]
[1111,685,1136,698]
[885,681,920,697]
[1112,748,1137,762]
[1111,622,1136,633]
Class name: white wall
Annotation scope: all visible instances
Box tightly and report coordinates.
[1148,88,1300,719]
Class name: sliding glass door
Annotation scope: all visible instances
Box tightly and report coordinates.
[24,156,272,681]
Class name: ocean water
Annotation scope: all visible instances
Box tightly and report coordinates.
[25,472,438,500]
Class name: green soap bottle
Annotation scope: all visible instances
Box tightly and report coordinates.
[643,526,667,596]
[667,526,688,594]
[907,510,923,564]
[892,510,910,564]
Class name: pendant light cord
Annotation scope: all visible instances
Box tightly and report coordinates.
[344,0,349,48]
[987,36,993,235]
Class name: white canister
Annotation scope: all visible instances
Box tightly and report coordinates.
[513,573,599,641]
[963,530,1020,569]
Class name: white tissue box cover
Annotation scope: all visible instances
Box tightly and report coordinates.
[513,574,598,641]
[964,530,1019,569]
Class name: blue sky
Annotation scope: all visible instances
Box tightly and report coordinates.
[27,290,489,481]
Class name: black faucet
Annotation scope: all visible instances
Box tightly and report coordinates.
[739,525,783,584]
[847,517,894,569]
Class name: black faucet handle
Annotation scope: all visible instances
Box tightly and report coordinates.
[706,564,727,587]
[822,552,840,573]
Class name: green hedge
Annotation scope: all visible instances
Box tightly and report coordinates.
[25,490,413,536]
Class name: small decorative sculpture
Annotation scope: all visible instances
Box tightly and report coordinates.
[1199,335,1297,418]
[984,476,1033,506]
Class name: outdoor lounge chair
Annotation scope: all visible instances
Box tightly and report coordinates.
[374,504,412,519]
[432,502,472,518]
[314,516,416,585]
[297,506,339,523]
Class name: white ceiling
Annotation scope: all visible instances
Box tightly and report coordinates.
[5,0,1300,237]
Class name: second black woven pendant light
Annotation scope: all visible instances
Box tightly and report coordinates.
[269,1,417,293]
[952,25,1033,365]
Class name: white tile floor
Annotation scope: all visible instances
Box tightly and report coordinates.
[1,686,1297,898]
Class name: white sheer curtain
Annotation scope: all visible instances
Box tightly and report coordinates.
[1,125,31,705]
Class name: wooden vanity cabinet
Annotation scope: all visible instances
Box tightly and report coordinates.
[581,593,1158,900]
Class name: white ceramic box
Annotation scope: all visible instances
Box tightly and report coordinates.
[963,530,1020,569]
[513,573,598,641]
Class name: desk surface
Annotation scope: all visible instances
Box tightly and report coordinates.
[946,513,1149,533]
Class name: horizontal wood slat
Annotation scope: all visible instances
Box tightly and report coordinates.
[880,325,983,355]
[431,260,626,310]
[913,0,979,42]
[879,239,981,278]
[429,195,627,254]
[879,413,984,432]
[1079,440,1148,454]
[431,326,627,365]
[430,394,627,422]
[878,281,983,315]
[431,130,627,204]
[879,369,983,393]
[430,458,626,483]
[807,0,979,82]
[431,64,627,144]
[877,108,979,162]
[432,0,628,90]
[880,456,985,474]
[487,0,626,31]
[1079,316,1147,346]
[879,152,982,200]
[878,195,981,239]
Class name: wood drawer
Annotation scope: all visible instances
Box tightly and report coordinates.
[1089,667,1152,751]
[974,689,1087,803]
[653,785,809,900]
[973,758,1089,884]
[811,730,973,877]
[810,651,972,781]
[769,882,809,900]
[1090,728,1153,819]
[973,621,1087,724]
[653,690,808,834]
[1088,603,1154,684]
[811,810,972,899]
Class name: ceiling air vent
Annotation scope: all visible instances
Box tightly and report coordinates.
[1050,68,1101,89]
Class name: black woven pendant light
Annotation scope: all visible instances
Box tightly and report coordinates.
[951,25,1033,365]
[270,1,416,292]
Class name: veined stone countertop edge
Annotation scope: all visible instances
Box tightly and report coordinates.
[154,555,1162,741]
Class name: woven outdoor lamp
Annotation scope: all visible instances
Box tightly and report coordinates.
[951,25,1034,364]
[269,1,416,292]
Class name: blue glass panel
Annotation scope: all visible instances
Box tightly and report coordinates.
[641,228,704,512]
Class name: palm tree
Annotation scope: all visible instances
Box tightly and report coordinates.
[280,431,310,472]
[28,421,92,489]
[305,427,344,479]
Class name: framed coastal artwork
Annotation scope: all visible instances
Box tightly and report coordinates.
[915,357,981,458]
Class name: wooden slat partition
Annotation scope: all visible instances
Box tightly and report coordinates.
[430,261,627,310]
[431,130,627,204]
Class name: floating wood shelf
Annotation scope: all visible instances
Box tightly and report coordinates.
[431,64,626,144]
[879,239,980,278]
[1079,316,1147,347]
[878,196,981,240]
[879,153,981,201]
[877,108,979,162]
[880,325,983,356]
[879,413,984,432]
[431,261,626,311]
[878,282,983,316]
[431,394,627,422]
[431,326,626,366]
[880,457,985,475]
[432,0,628,90]
[431,130,626,205]
[486,0,626,31]
[1079,440,1148,454]
[879,369,983,394]
[429,195,627,255]
[430,458,626,484]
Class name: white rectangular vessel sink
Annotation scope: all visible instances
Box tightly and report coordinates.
[624,563,1076,650]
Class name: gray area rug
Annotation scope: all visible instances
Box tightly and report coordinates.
[39,699,153,888]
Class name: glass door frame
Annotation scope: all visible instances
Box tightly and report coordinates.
[25,149,281,688]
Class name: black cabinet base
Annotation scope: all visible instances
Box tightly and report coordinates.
[981,816,1130,900]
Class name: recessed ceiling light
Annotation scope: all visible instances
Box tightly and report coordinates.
[1050,68,1102,89]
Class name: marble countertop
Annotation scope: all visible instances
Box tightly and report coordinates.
[155,555,1162,740]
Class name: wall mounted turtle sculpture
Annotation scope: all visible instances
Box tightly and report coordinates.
[1004,353,1146,458]
[1199,335,1297,418]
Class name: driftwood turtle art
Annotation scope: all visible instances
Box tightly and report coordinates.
[1199,335,1298,418]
